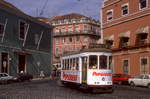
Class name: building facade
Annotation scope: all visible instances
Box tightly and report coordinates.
[40,13,100,67]
[0,0,52,77]
[102,0,150,75]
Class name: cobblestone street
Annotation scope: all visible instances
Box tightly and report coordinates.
[0,79,150,99]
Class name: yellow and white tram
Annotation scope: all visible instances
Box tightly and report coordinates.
[60,47,113,92]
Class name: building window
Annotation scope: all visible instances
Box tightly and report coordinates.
[140,57,149,74]
[107,10,113,21]
[75,25,80,32]
[69,37,72,42]
[84,25,89,32]
[136,33,148,45]
[76,36,80,41]
[119,37,129,48]
[68,25,73,32]
[55,28,60,33]
[35,34,39,45]
[55,48,60,57]
[19,21,27,40]
[122,3,129,16]
[139,0,147,9]
[62,38,66,43]
[106,40,113,47]
[123,59,129,74]
[0,24,4,36]
[56,38,60,44]
[61,27,66,32]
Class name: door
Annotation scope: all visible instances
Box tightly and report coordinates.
[82,57,87,83]
[18,55,26,73]
[1,53,9,73]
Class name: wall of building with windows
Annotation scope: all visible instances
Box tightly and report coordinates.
[0,0,52,77]
[102,0,150,75]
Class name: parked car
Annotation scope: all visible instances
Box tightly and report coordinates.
[17,73,33,82]
[112,73,131,85]
[0,73,18,84]
[128,74,150,88]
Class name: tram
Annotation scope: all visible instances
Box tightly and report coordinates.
[60,45,113,92]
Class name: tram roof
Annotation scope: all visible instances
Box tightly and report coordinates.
[62,47,111,57]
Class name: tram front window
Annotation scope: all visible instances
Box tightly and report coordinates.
[99,55,107,69]
[89,55,98,69]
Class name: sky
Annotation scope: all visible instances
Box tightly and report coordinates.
[5,0,102,20]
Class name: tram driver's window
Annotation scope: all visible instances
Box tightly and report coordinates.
[99,55,107,69]
[89,55,98,69]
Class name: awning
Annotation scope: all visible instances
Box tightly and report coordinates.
[119,31,130,38]
[104,35,114,41]
[136,26,149,34]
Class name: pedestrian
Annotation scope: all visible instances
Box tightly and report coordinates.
[40,71,45,79]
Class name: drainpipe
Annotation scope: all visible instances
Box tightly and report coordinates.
[1,18,8,43]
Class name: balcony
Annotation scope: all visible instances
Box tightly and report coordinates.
[53,30,100,37]
[120,42,128,48]
[112,42,150,52]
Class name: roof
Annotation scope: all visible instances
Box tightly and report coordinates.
[0,0,51,28]
[49,13,89,21]
[62,47,112,57]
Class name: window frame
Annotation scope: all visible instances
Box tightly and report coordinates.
[106,9,113,21]
[140,57,149,74]
[0,23,4,37]
[139,0,148,10]
[121,3,129,16]
[19,20,27,40]
[122,59,130,74]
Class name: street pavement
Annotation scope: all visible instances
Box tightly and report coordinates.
[0,79,150,99]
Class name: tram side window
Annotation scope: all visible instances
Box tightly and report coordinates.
[89,55,98,69]
[64,59,67,70]
[76,58,79,70]
[99,55,107,69]
[71,58,76,70]
[70,59,72,70]
[62,60,65,70]
[66,59,69,70]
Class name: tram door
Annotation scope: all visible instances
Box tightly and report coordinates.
[81,57,87,83]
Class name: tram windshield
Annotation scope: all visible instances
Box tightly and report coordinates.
[89,55,98,69]
[99,55,107,69]
[88,55,111,69]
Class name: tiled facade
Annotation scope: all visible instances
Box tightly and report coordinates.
[102,0,150,75]
[0,0,52,77]
[42,13,101,67]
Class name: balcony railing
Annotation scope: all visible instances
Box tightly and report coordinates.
[112,42,150,52]
[136,40,147,46]
[120,42,128,48]
[53,30,100,37]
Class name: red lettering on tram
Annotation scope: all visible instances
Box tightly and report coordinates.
[92,72,112,76]
[63,72,77,81]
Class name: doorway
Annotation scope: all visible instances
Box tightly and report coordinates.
[1,53,9,73]
[18,55,26,73]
